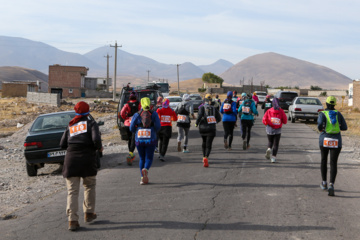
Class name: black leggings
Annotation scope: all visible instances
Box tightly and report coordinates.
[320,146,342,184]
[126,127,136,152]
[241,120,253,144]
[267,134,281,156]
[201,135,215,158]
[223,121,236,147]
[159,126,172,156]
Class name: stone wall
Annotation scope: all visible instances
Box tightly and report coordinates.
[353,81,360,109]
[308,90,347,97]
[27,92,60,107]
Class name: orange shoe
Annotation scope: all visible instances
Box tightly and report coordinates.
[203,157,209,167]
[141,168,149,184]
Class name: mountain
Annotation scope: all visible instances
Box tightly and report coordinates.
[220,52,352,89]
[0,36,103,73]
[198,59,234,75]
[0,66,48,91]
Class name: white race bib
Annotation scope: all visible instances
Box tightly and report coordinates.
[137,129,151,138]
[223,103,231,110]
[69,121,87,137]
[323,138,338,148]
[207,116,216,124]
[161,115,171,123]
[271,117,281,125]
[242,106,250,113]
[265,103,272,108]
[177,114,187,123]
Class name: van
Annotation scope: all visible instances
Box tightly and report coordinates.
[274,91,298,110]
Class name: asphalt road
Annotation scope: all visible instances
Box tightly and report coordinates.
[1,110,360,240]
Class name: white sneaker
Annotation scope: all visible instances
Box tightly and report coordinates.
[265,148,271,160]
[271,156,276,163]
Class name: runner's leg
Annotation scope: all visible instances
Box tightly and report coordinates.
[329,148,342,184]
[320,146,330,182]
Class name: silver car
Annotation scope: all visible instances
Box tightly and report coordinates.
[255,91,267,103]
[166,96,183,110]
[288,97,324,123]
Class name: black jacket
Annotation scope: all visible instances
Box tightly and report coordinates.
[196,103,222,135]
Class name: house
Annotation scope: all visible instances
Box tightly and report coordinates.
[84,77,112,91]
[48,65,88,98]
[351,79,360,108]
[1,81,39,97]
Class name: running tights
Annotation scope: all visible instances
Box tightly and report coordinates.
[267,134,281,156]
[320,146,342,184]
[159,136,170,157]
[201,135,215,158]
[126,128,136,152]
[136,145,155,176]
[223,121,236,147]
[241,120,253,144]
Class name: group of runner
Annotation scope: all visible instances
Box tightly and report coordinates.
[120,91,347,197]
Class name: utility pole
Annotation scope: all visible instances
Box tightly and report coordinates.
[110,41,122,101]
[147,70,150,82]
[104,54,112,92]
[177,64,181,95]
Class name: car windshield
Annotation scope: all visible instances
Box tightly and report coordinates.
[190,96,202,100]
[256,92,267,96]
[168,97,182,103]
[30,112,76,132]
[296,98,322,105]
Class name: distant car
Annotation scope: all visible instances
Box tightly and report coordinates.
[189,94,203,111]
[274,91,299,110]
[254,91,267,103]
[166,96,182,110]
[23,111,104,176]
[288,97,324,123]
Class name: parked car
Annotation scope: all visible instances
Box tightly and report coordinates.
[254,91,267,103]
[166,96,183,110]
[189,94,203,111]
[24,111,104,176]
[288,97,324,123]
[274,91,299,110]
[117,84,163,140]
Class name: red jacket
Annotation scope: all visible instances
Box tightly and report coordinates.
[156,107,177,127]
[262,107,287,129]
[120,100,141,127]
[252,95,259,104]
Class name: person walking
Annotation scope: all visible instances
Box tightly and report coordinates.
[262,97,287,163]
[153,96,163,153]
[317,96,347,196]
[220,91,237,150]
[175,94,195,153]
[130,97,161,185]
[120,91,141,165]
[261,95,272,114]
[238,94,258,150]
[195,93,222,167]
[156,98,177,161]
[252,92,259,109]
[214,94,221,111]
[60,101,103,231]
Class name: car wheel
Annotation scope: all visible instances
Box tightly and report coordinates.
[290,112,295,123]
[26,162,38,177]
[288,113,291,120]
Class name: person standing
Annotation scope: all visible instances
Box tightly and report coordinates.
[175,94,195,153]
[130,97,161,185]
[261,95,272,114]
[195,94,222,167]
[317,96,347,196]
[156,98,177,161]
[262,97,287,163]
[214,94,221,111]
[220,91,237,150]
[238,95,258,150]
[120,91,141,165]
[60,101,103,231]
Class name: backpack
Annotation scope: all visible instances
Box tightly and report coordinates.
[139,110,153,128]
[203,105,217,124]
[241,99,252,115]
[223,99,233,114]
[128,101,139,117]
[178,103,189,115]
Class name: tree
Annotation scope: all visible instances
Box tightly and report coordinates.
[310,85,322,90]
[202,72,224,87]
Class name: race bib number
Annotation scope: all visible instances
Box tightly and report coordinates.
[271,117,281,125]
[323,138,338,148]
[223,103,231,110]
[177,114,187,123]
[137,129,151,138]
[242,106,250,113]
[207,116,216,124]
[69,121,87,137]
[161,115,171,123]
[265,103,272,108]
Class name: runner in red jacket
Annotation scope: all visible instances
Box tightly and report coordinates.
[156,99,177,161]
[262,98,287,163]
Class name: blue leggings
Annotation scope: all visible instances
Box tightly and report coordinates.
[136,145,156,176]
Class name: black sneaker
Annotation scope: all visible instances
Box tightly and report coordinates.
[328,184,335,196]
[320,182,328,190]
[159,155,165,162]
[242,140,247,150]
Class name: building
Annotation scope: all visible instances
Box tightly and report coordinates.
[84,77,112,91]
[48,65,88,98]
[351,79,360,109]
[1,81,39,97]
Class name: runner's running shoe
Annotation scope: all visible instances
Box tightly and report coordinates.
[224,139,228,149]
[243,140,247,150]
[183,149,189,153]
[271,156,276,163]
[265,148,271,160]
[159,155,165,162]
[320,182,328,190]
[203,157,209,167]
[328,184,335,196]
[126,154,133,166]
[154,147,159,153]
[141,168,149,184]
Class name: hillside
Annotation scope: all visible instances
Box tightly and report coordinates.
[169,78,204,94]
[0,66,48,91]
[220,52,352,89]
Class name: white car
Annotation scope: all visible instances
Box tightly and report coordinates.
[166,96,182,110]
[254,91,267,103]
[288,97,324,123]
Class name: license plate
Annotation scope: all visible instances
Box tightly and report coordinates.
[47,150,66,157]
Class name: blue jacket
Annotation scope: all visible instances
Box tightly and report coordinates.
[238,100,258,120]
[317,109,347,148]
[130,110,161,146]
[220,101,237,122]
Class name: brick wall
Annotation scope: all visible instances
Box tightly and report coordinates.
[353,81,360,109]
[2,82,38,97]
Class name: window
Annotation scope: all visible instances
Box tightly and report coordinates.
[69,89,73,93]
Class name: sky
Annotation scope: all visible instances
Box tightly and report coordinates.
[1,0,359,79]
